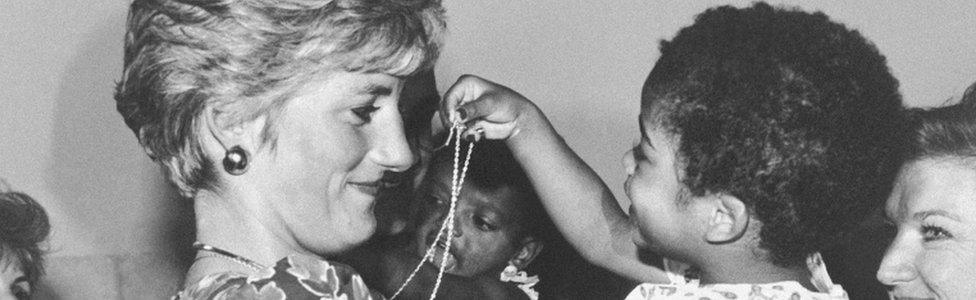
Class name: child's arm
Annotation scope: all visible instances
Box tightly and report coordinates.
[440,75,668,283]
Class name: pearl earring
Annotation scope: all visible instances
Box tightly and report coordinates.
[222,146,250,175]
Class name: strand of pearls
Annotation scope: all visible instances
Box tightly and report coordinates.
[391,121,474,300]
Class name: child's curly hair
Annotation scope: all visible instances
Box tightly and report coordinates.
[642,2,911,267]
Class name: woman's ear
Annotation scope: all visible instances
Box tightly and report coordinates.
[204,107,267,154]
[509,237,544,269]
[703,193,750,244]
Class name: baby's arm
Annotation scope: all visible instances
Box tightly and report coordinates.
[441,75,668,283]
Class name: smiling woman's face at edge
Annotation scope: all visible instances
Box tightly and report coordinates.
[246,71,415,256]
[877,158,976,299]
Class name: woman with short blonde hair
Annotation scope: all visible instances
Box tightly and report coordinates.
[115,0,445,297]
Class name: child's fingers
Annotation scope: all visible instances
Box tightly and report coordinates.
[462,121,519,141]
[456,93,506,123]
[440,75,486,124]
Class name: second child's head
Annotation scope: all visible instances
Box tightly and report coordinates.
[0,185,50,299]
[413,141,548,278]
[622,2,910,269]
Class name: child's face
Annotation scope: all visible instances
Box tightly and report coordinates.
[0,254,30,300]
[414,168,526,278]
[877,158,976,299]
[621,114,701,262]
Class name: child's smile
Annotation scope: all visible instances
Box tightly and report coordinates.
[622,114,698,261]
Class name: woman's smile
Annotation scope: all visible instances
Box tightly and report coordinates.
[347,180,383,197]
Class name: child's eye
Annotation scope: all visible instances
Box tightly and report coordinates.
[425,195,447,208]
[474,216,497,231]
[921,225,952,242]
[632,144,648,163]
[351,105,381,123]
[12,282,30,300]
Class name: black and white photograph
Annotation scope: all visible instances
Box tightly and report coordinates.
[1,1,974,299]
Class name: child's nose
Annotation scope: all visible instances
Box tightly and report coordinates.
[433,211,463,237]
[622,149,636,176]
[452,217,463,237]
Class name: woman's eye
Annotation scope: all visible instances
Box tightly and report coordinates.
[351,105,381,123]
[921,225,952,242]
[474,216,497,231]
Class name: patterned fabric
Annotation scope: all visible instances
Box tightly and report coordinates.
[175,255,385,300]
[626,253,848,300]
[625,281,848,300]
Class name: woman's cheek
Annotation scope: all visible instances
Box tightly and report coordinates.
[919,248,976,298]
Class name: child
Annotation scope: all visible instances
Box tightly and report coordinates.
[0,182,51,299]
[343,140,556,299]
[440,2,909,299]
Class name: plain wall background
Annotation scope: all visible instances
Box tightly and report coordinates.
[0,0,974,297]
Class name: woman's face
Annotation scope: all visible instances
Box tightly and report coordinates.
[0,254,30,300]
[414,168,526,278]
[252,71,414,255]
[877,158,976,299]
[621,115,700,262]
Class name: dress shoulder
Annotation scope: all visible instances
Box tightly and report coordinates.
[175,255,385,300]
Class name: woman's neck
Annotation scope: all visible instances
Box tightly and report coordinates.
[185,188,315,284]
[697,252,815,291]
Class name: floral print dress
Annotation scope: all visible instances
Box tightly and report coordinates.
[175,255,384,300]
[625,253,848,300]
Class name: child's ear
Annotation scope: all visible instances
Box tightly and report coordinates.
[509,237,544,269]
[703,193,750,244]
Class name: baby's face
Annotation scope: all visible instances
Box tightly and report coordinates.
[621,114,700,261]
[414,170,525,278]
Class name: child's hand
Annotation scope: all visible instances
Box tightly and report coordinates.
[438,75,538,141]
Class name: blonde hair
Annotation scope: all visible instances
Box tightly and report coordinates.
[115,0,445,196]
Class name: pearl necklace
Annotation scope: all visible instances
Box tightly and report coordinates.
[192,242,265,271]
[391,120,474,300]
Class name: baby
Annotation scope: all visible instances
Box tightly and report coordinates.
[439,2,910,299]
[344,140,554,299]
[412,140,547,283]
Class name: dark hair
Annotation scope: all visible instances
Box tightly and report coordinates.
[115,0,445,197]
[642,2,910,267]
[425,140,557,243]
[907,82,976,163]
[0,184,51,287]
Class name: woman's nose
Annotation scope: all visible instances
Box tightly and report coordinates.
[373,112,416,172]
[876,240,918,286]
[622,149,636,176]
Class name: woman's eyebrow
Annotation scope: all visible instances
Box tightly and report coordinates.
[356,83,393,96]
[913,209,962,222]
